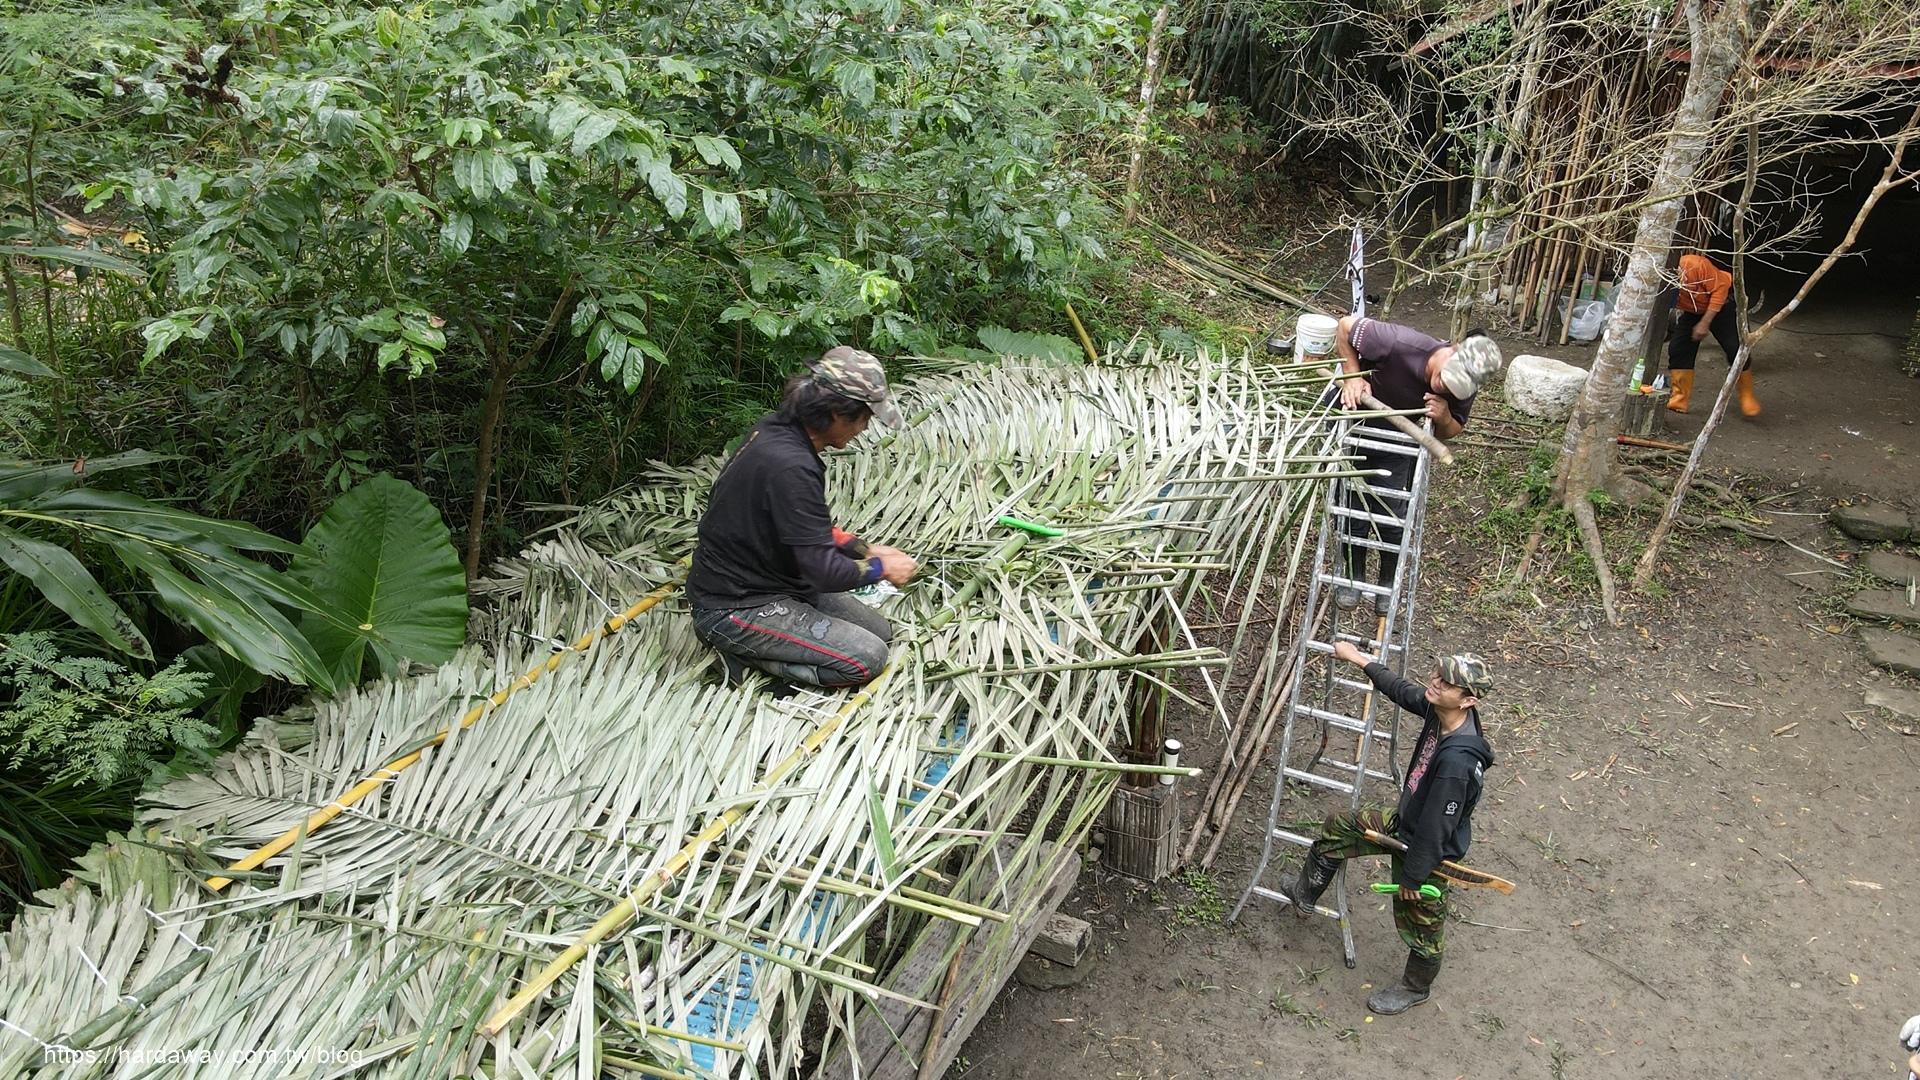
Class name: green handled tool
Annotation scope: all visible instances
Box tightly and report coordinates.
[1370,882,1443,901]
[996,515,1064,537]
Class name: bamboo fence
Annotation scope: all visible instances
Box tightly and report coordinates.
[0,348,1357,1079]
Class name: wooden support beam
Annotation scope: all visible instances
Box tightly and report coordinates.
[825,839,1080,1080]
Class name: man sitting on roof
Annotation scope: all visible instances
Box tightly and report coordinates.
[687,347,918,689]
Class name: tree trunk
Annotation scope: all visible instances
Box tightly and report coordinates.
[1633,103,1920,590]
[1555,0,1749,503]
[1123,4,1173,227]
[464,353,513,585]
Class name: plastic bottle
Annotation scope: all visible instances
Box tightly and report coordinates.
[1629,358,1646,392]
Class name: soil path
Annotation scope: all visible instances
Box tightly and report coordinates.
[954,260,1920,1078]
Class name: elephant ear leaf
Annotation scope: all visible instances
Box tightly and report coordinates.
[291,474,467,686]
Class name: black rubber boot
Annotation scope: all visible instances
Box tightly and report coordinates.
[1286,845,1339,916]
[1367,952,1440,1015]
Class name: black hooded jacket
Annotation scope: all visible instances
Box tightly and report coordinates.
[1362,661,1496,889]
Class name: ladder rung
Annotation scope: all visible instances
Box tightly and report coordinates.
[1343,434,1421,456]
[1332,534,1406,554]
[1316,632,1405,652]
[1250,886,1341,919]
[1342,480,1413,501]
[1327,506,1407,528]
[1343,422,1421,444]
[1283,767,1355,794]
[1318,573,1394,595]
[1301,757,1398,786]
[1268,828,1317,847]
[1292,704,1375,732]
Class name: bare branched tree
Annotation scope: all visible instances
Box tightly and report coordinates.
[1210,0,1920,621]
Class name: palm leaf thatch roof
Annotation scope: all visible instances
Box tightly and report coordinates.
[0,349,1355,1079]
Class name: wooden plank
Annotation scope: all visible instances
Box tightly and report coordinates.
[825,839,1079,1080]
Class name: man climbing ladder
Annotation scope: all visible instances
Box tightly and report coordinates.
[1330,315,1502,615]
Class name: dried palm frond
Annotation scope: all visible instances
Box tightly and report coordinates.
[0,347,1350,1079]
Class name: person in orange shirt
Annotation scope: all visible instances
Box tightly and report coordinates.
[1665,251,1759,416]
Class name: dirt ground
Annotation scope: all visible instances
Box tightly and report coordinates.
[954,241,1920,1077]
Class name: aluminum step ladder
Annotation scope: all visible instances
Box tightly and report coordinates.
[1227,416,1434,967]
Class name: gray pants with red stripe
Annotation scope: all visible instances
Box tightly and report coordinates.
[691,592,892,688]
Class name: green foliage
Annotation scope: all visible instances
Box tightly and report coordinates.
[0,374,46,464]
[0,632,214,786]
[977,326,1084,363]
[0,769,138,907]
[0,452,342,693]
[290,474,468,686]
[4,0,1151,577]
[1168,866,1227,931]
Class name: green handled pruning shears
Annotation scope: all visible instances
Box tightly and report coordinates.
[1371,882,1443,900]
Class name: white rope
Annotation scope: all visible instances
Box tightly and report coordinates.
[74,945,144,1011]
[144,904,215,954]
[0,1016,82,1057]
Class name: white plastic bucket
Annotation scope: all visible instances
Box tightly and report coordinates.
[1294,313,1339,360]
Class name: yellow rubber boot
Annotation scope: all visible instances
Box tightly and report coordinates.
[1736,370,1760,416]
[1666,368,1693,413]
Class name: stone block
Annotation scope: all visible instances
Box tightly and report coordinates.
[1503,354,1590,421]
[1831,503,1913,542]
[1863,550,1920,588]
[1028,912,1091,967]
[1859,627,1920,678]
[1847,589,1920,625]
[1865,687,1920,721]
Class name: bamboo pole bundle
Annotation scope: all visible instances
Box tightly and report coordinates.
[0,347,1346,1079]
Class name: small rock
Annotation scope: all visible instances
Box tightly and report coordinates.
[1865,686,1920,721]
[1014,952,1094,991]
[1863,550,1920,588]
[1859,626,1920,677]
[1602,472,1655,508]
[1846,589,1920,624]
[1831,503,1914,543]
[1503,354,1590,421]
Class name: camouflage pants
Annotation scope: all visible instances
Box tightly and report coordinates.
[1314,808,1448,963]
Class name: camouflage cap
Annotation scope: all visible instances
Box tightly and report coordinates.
[809,346,902,426]
[1437,653,1493,698]
[1439,334,1504,399]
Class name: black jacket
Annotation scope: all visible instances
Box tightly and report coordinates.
[686,414,879,610]
[1361,661,1496,889]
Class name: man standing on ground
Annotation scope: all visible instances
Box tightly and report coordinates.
[687,346,917,689]
[1285,641,1495,1015]
[1665,251,1759,417]
[1330,315,1503,616]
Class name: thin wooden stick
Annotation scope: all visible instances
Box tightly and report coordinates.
[916,932,971,1080]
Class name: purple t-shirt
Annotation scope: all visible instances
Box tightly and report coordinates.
[1349,318,1474,426]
